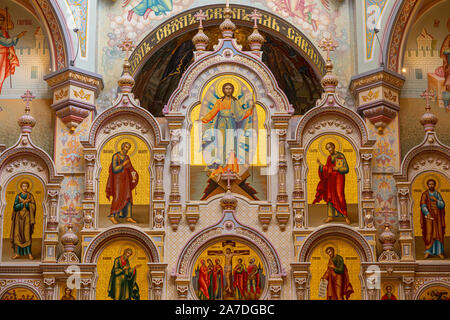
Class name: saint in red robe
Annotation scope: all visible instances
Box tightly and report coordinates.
[106,151,139,218]
[322,254,354,300]
[381,293,397,300]
[246,263,260,298]
[233,262,247,299]
[313,151,349,217]
[198,260,210,300]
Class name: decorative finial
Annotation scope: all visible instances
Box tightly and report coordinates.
[58,223,80,263]
[220,0,235,38]
[318,37,339,92]
[118,37,135,92]
[420,88,437,132]
[193,10,209,51]
[247,9,264,51]
[18,90,36,133]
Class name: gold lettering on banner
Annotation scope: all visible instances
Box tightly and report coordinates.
[129,5,325,76]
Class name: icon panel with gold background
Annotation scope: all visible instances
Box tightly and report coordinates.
[0,287,39,300]
[190,75,268,201]
[191,240,266,300]
[308,237,361,300]
[306,135,358,226]
[98,135,151,227]
[95,240,149,300]
[2,175,44,262]
[418,285,450,300]
[411,172,450,260]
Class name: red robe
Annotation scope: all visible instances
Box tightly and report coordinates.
[381,293,397,300]
[313,153,348,217]
[105,152,139,217]
[322,255,354,300]
[0,30,20,94]
[198,263,210,299]
[233,264,247,298]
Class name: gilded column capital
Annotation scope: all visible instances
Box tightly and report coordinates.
[349,67,405,134]
[44,67,104,132]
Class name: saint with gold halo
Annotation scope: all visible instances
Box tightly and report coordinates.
[200,80,257,179]
[106,141,139,224]
[10,180,36,260]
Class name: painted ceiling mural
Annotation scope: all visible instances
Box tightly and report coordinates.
[0,0,449,303]
[97,0,353,113]
[400,0,450,157]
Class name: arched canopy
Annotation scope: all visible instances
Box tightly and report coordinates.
[298,224,375,263]
[83,226,160,263]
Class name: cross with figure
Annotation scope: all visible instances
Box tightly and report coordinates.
[119,38,135,60]
[318,37,339,61]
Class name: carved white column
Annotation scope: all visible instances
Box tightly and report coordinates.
[83,152,96,200]
[276,128,288,203]
[80,279,92,300]
[169,128,181,201]
[152,152,166,230]
[43,278,56,300]
[167,126,183,231]
[367,288,378,300]
[291,153,304,200]
[268,278,283,299]
[153,153,165,200]
[150,278,163,300]
[44,189,59,262]
[275,126,290,231]
[291,150,305,229]
[402,276,414,300]
[397,185,414,261]
[46,189,59,231]
[82,150,96,230]
[294,278,307,300]
[175,278,190,300]
[398,187,411,229]
[360,152,373,199]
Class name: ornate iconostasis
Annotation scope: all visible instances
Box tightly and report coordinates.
[0,0,449,301]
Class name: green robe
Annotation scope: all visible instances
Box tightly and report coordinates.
[10,192,36,255]
[107,256,140,300]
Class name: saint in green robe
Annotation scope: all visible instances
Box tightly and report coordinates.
[107,255,140,300]
[10,191,36,256]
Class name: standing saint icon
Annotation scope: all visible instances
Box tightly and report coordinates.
[106,141,139,224]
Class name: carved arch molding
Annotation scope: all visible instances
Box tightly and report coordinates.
[129,4,326,79]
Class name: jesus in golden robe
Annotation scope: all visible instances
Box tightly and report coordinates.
[200,82,257,179]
